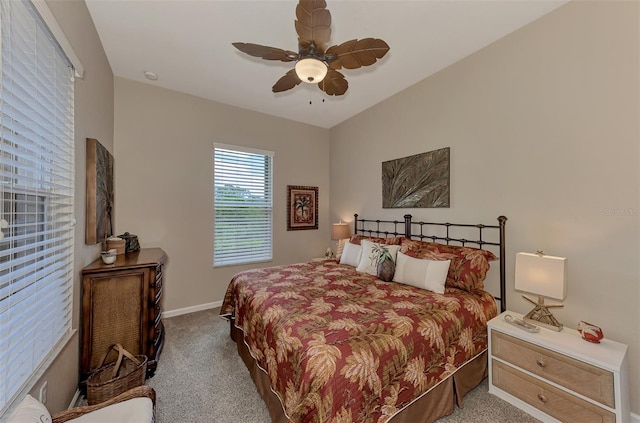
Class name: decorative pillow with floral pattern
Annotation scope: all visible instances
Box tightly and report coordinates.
[400,239,497,292]
[349,234,403,246]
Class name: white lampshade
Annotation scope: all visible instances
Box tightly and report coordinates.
[515,252,567,300]
[331,223,350,241]
[295,58,327,84]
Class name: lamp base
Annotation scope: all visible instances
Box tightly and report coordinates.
[522,295,564,332]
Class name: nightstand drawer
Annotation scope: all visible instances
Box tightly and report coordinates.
[492,360,615,423]
[492,331,614,408]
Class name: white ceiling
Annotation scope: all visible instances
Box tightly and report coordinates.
[85,0,567,129]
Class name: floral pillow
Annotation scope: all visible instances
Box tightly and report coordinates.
[356,240,400,280]
[400,238,497,292]
[348,234,403,246]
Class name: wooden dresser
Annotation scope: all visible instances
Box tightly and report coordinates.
[488,311,630,423]
[81,248,167,384]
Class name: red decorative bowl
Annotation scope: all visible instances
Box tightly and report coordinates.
[577,320,604,343]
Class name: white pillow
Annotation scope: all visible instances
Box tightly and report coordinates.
[339,242,362,267]
[6,395,52,423]
[356,240,400,276]
[67,397,153,423]
[393,251,451,294]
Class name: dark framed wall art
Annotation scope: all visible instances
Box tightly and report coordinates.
[86,138,114,244]
[287,185,318,231]
[382,147,450,208]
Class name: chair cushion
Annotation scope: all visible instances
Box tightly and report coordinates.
[67,398,153,423]
[6,395,52,423]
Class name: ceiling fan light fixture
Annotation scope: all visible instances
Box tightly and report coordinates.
[295,58,327,84]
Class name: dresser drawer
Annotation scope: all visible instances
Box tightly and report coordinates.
[492,360,615,423]
[492,331,614,407]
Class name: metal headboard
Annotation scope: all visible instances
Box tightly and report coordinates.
[353,213,508,312]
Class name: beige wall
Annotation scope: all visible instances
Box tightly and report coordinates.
[26,0,114,414]
[113,78,330,312]
[330,0,639,415]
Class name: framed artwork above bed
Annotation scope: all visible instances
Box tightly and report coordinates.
[382,147,450,208]
[286,185,318,231]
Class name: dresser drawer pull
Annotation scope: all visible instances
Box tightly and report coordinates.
[536,358,546,368]
[537,393,548,404]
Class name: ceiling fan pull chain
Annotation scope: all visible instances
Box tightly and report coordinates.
[307,84,326,105]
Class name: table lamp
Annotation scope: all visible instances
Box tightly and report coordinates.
[331,222,351,259]
[515,251,567,331]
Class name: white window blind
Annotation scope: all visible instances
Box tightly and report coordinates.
[214,144,273,267]
[0,0,75,414]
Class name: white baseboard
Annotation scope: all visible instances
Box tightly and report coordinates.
[162,301,222,318]
[632,412,639,423]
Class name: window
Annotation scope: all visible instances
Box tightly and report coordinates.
[0,0,76,413]
[214,144,273,267]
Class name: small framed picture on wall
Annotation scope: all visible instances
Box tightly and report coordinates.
[287,185,318,231]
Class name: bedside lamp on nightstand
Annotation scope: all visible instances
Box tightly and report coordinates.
[331,222,351,260]
[515,251,567,332]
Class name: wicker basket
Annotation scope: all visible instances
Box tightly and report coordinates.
[106,238,126,255]
[86,344,147,405]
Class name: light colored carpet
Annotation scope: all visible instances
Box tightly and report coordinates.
[148,308,541,423]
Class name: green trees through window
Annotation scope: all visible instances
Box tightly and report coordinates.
[213,145,273,267]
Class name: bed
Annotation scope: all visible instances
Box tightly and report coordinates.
[220,214,507,423]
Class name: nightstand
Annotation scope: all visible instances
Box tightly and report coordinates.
[488,311,630,423]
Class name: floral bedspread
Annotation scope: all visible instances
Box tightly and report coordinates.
[220,260,497,423]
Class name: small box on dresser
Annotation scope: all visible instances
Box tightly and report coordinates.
[488,311,629,423]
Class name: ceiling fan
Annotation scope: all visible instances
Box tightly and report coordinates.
[232,0,390,96]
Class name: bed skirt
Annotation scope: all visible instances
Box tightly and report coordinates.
[230,321,488,423]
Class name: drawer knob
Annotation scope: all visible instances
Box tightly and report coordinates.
[536,358,546,367]
[537,393,548,403]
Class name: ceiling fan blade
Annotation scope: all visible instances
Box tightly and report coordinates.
[272,69,302,93]
[326,38,390,70]
[318,69,348,96]
[232,42,298,62]
[295,0,331,52]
